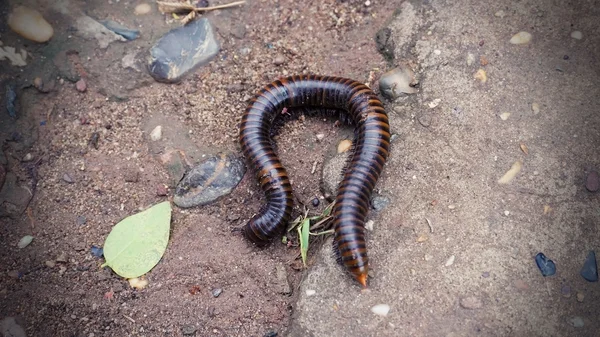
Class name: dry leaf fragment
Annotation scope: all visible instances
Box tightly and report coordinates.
[520,143,529,155]
[498,161,523,184]
[474,69,487,83]
[416,234,429,243]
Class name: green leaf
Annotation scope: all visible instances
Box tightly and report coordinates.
[299,217,310,267]
[101,201,172,278]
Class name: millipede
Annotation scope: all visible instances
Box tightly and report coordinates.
[238,74,391,287]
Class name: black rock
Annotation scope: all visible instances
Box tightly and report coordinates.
[535,252,556,277]
[147,18,220,83]
[580,251,598,282]
[5,83,17,118]
[100,20,140,40]
[174,152,246,208]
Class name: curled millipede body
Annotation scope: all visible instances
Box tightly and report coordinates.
[239,75,390,287]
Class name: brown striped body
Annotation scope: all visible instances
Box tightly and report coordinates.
[239,75,390,287]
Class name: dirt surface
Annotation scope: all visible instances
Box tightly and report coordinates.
[1,0,599,336]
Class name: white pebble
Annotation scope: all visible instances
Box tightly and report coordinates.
[150,125,162,141]
[531,103,540,114]
[305,289,316,296]
[510,31,532,45]
[316,133,325,142]
[18,235,34,249]
[570,316,584,328]
[428,98,441,108]
[445,255,455,266]
[504,210,510,216]
[365,220,374,231]
[466,53,475,66]
[433,49,441,55]
[571,31,583,40]
[22,153,33,162]
[494,10,506,18]
[371,304,390,317]
[134,3,152,15]
[500,112,511,120]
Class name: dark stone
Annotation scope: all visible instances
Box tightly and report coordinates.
[5,83,17,118]
[89,132,100,149]
[174,152,245,208]
[263,331,278,337]
[535,253,556,277]
[585,170,599,192]
[63,173,75,183]
[312,198,320,207]
[375,27,395,62]
[147,18,220,83]
[100,20,140,40]
[0,173,33,218]
[181,325,197,336]
[580,251,598,282]
[76,215,87,225]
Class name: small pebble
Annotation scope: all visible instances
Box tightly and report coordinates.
[494,10,505,18]
[305,289,316,296]
[576,292,584,302]
[500,112,511,120]
[570,31,583,40]
[63,173,75,183]
[22,153,33,162]
[150,126,162,141]
[263,332,278,337]
[370,304,390,317]
[316,133,325,142]
[76,215,87,225]
[18,235,34,248]
[561,285,571,298]
[535,252,556,276]
[91,246,104,257]
[504,210,510,216]
[337,139,352,153]
[585,171,599,192]
[124,170,139,183]
[428,98,441,109]
[365,220,374,231]
[45,260,56,268]
[466,53,475,66]
[211,288,222,298]
[569,316,584,328]
[371,195,390,211]
[531,102,540,114]
[33,77,44,91]
[181,325,197,336]
[580,251,598,282]
[482,271,490,278]
[510,31,532,45]
[311,198,320,207]
[445,255,455,266]
[134,3,152,15]
[460,296,483,309]
[156,184,168,196]
[89,132,100,149]
[8,6,54,42]
[273,54,285,66]
[378,66,418,98]
[76,79,87,92]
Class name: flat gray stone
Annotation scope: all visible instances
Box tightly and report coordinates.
[147,18,220,83]
[174,152,245,208]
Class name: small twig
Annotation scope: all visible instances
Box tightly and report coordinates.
[309,216,332,231]
[157,1,246,14]
[425,217,434,233]
[309,229,334,236]
[123,314,136,324]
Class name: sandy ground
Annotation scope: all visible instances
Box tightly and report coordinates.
[1,0,599,336]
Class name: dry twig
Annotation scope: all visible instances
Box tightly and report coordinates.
[157,0,246,24]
